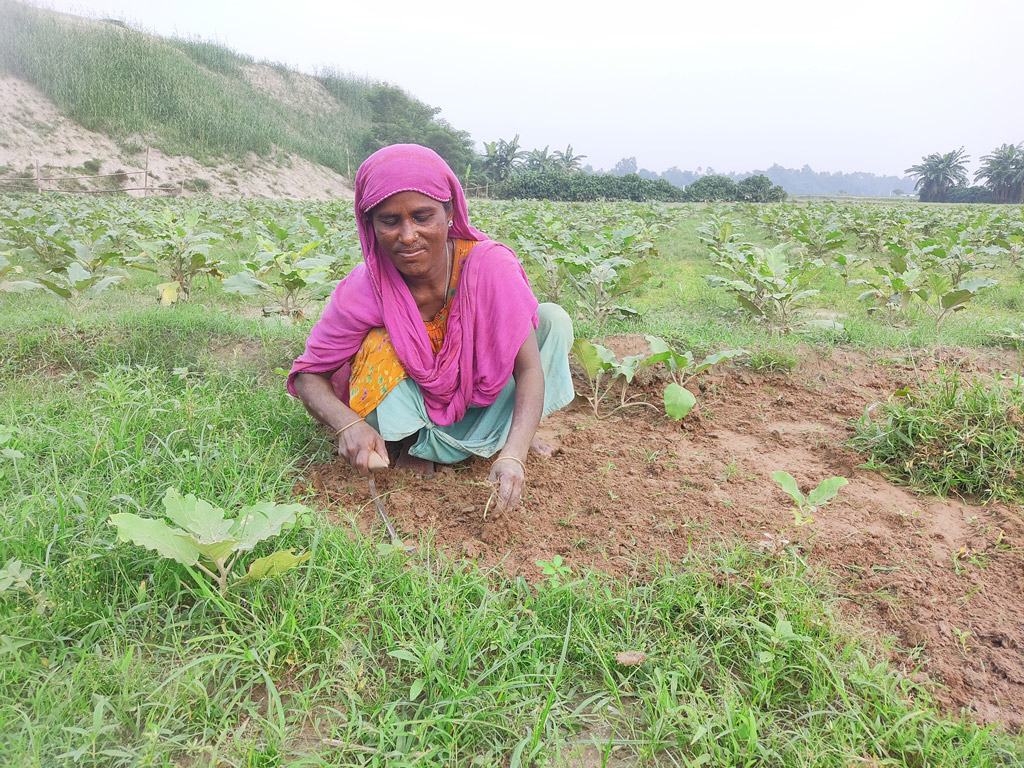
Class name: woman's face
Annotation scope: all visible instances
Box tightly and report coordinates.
[370,191,451,282]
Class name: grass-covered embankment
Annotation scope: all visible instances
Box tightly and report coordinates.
[0,0,475,176]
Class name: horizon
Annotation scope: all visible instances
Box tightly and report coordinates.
[23,0,1024,179]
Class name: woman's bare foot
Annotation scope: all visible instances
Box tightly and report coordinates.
[396,437,435,477]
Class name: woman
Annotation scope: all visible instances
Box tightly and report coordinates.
[288,144,574,513]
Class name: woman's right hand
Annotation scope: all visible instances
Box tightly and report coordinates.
[337,421,388,475]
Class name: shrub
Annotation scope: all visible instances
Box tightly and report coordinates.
[685,174,739,202]
[184,177,211,193]
[946,185,995,204]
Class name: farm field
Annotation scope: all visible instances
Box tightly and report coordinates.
[2,193,1024,766]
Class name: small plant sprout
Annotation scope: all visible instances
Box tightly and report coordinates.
[109,488,311,595]
[535,555,572,587]
[571,338,659,419]
[771,471,848,526]
[643,335,745,420]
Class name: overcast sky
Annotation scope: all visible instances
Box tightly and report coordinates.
[35,0,1024,177]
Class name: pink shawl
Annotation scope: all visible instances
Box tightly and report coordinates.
[287,144,539,426]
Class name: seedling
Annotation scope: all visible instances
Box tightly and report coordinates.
[771,471,848,526]
[535,555,572,587]
[109,488,311,595]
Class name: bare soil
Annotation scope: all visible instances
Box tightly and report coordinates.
[304,345,1024,731]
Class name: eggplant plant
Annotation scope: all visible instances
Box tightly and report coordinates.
[696,211,743,253]
[704,241,828,334]
[223,238,334,318]
[571,339,657,419]
[131,208,224,304]
[851,246,997,326]
[643,335,745,420]
[109,488,311,595]
[572,336,743,420]
[772,472,847,526]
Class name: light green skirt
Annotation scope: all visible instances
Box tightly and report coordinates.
[366,303,575,464]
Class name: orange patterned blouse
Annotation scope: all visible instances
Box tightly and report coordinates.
[348,239,478,417]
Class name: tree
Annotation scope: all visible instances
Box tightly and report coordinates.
[685,174,739,202]
[359,84,475,175]
[611,157,638,176]
[552,144,586,174]
[523,146,556,173]
[974,143,1024,203]
[736,174,786,202]
[905,147,969,202]
[480,135,526,183]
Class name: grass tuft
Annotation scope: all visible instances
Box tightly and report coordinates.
[851,367,1024,500]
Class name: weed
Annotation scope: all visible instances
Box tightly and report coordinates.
[535,555,572,587]
[851,368,1024,500]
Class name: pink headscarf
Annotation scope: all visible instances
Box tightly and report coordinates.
[287,144,539,426]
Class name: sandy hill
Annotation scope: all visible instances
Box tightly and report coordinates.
[0,73,354,199]
[0,0,473,200]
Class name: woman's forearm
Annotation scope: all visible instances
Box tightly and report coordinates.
[293,372,361,433]
[500,329,545,461]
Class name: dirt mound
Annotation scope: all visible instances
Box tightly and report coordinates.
[304,346,1024,730]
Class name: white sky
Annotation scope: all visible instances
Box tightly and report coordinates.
[33,0,1024,177]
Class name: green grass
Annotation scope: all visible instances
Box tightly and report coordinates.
[851,367,1024,501]
[2,195,1024,764]
[1,353,1017,764]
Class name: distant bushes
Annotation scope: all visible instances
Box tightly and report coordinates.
[685,174,787,203]
[945,186,995,204]
[498,172,685,202]
[498,172,786,203]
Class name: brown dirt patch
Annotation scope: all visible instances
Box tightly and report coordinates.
[303,345,1024,730]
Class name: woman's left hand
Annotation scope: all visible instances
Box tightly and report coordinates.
[488,456,526,514]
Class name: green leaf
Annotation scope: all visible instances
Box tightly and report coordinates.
[939,289,973,310]
[805,477,848,508]
[736,294,765,317]
[693,349,745,374]
[771,471,804,506]
[956,276,997,293]
[571,339,614,378]
[35,277,72,299]
[235,549,310,585]
[229,502,306,550]
[222,273,265,296]
[162,488,234,545]
[388,649,421,664]
[664,382,696,420]
[108,513,200,565]
[409,678,425,701]
[0,448,24,460]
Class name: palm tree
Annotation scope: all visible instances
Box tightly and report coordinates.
[524,146,556,173]
[975,143,1024,203]
[480,135,526,183]
[905,147,970,202]
[552,144,587,174]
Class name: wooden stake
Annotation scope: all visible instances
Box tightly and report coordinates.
[35,160,41,193]
[144,147,150,197]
